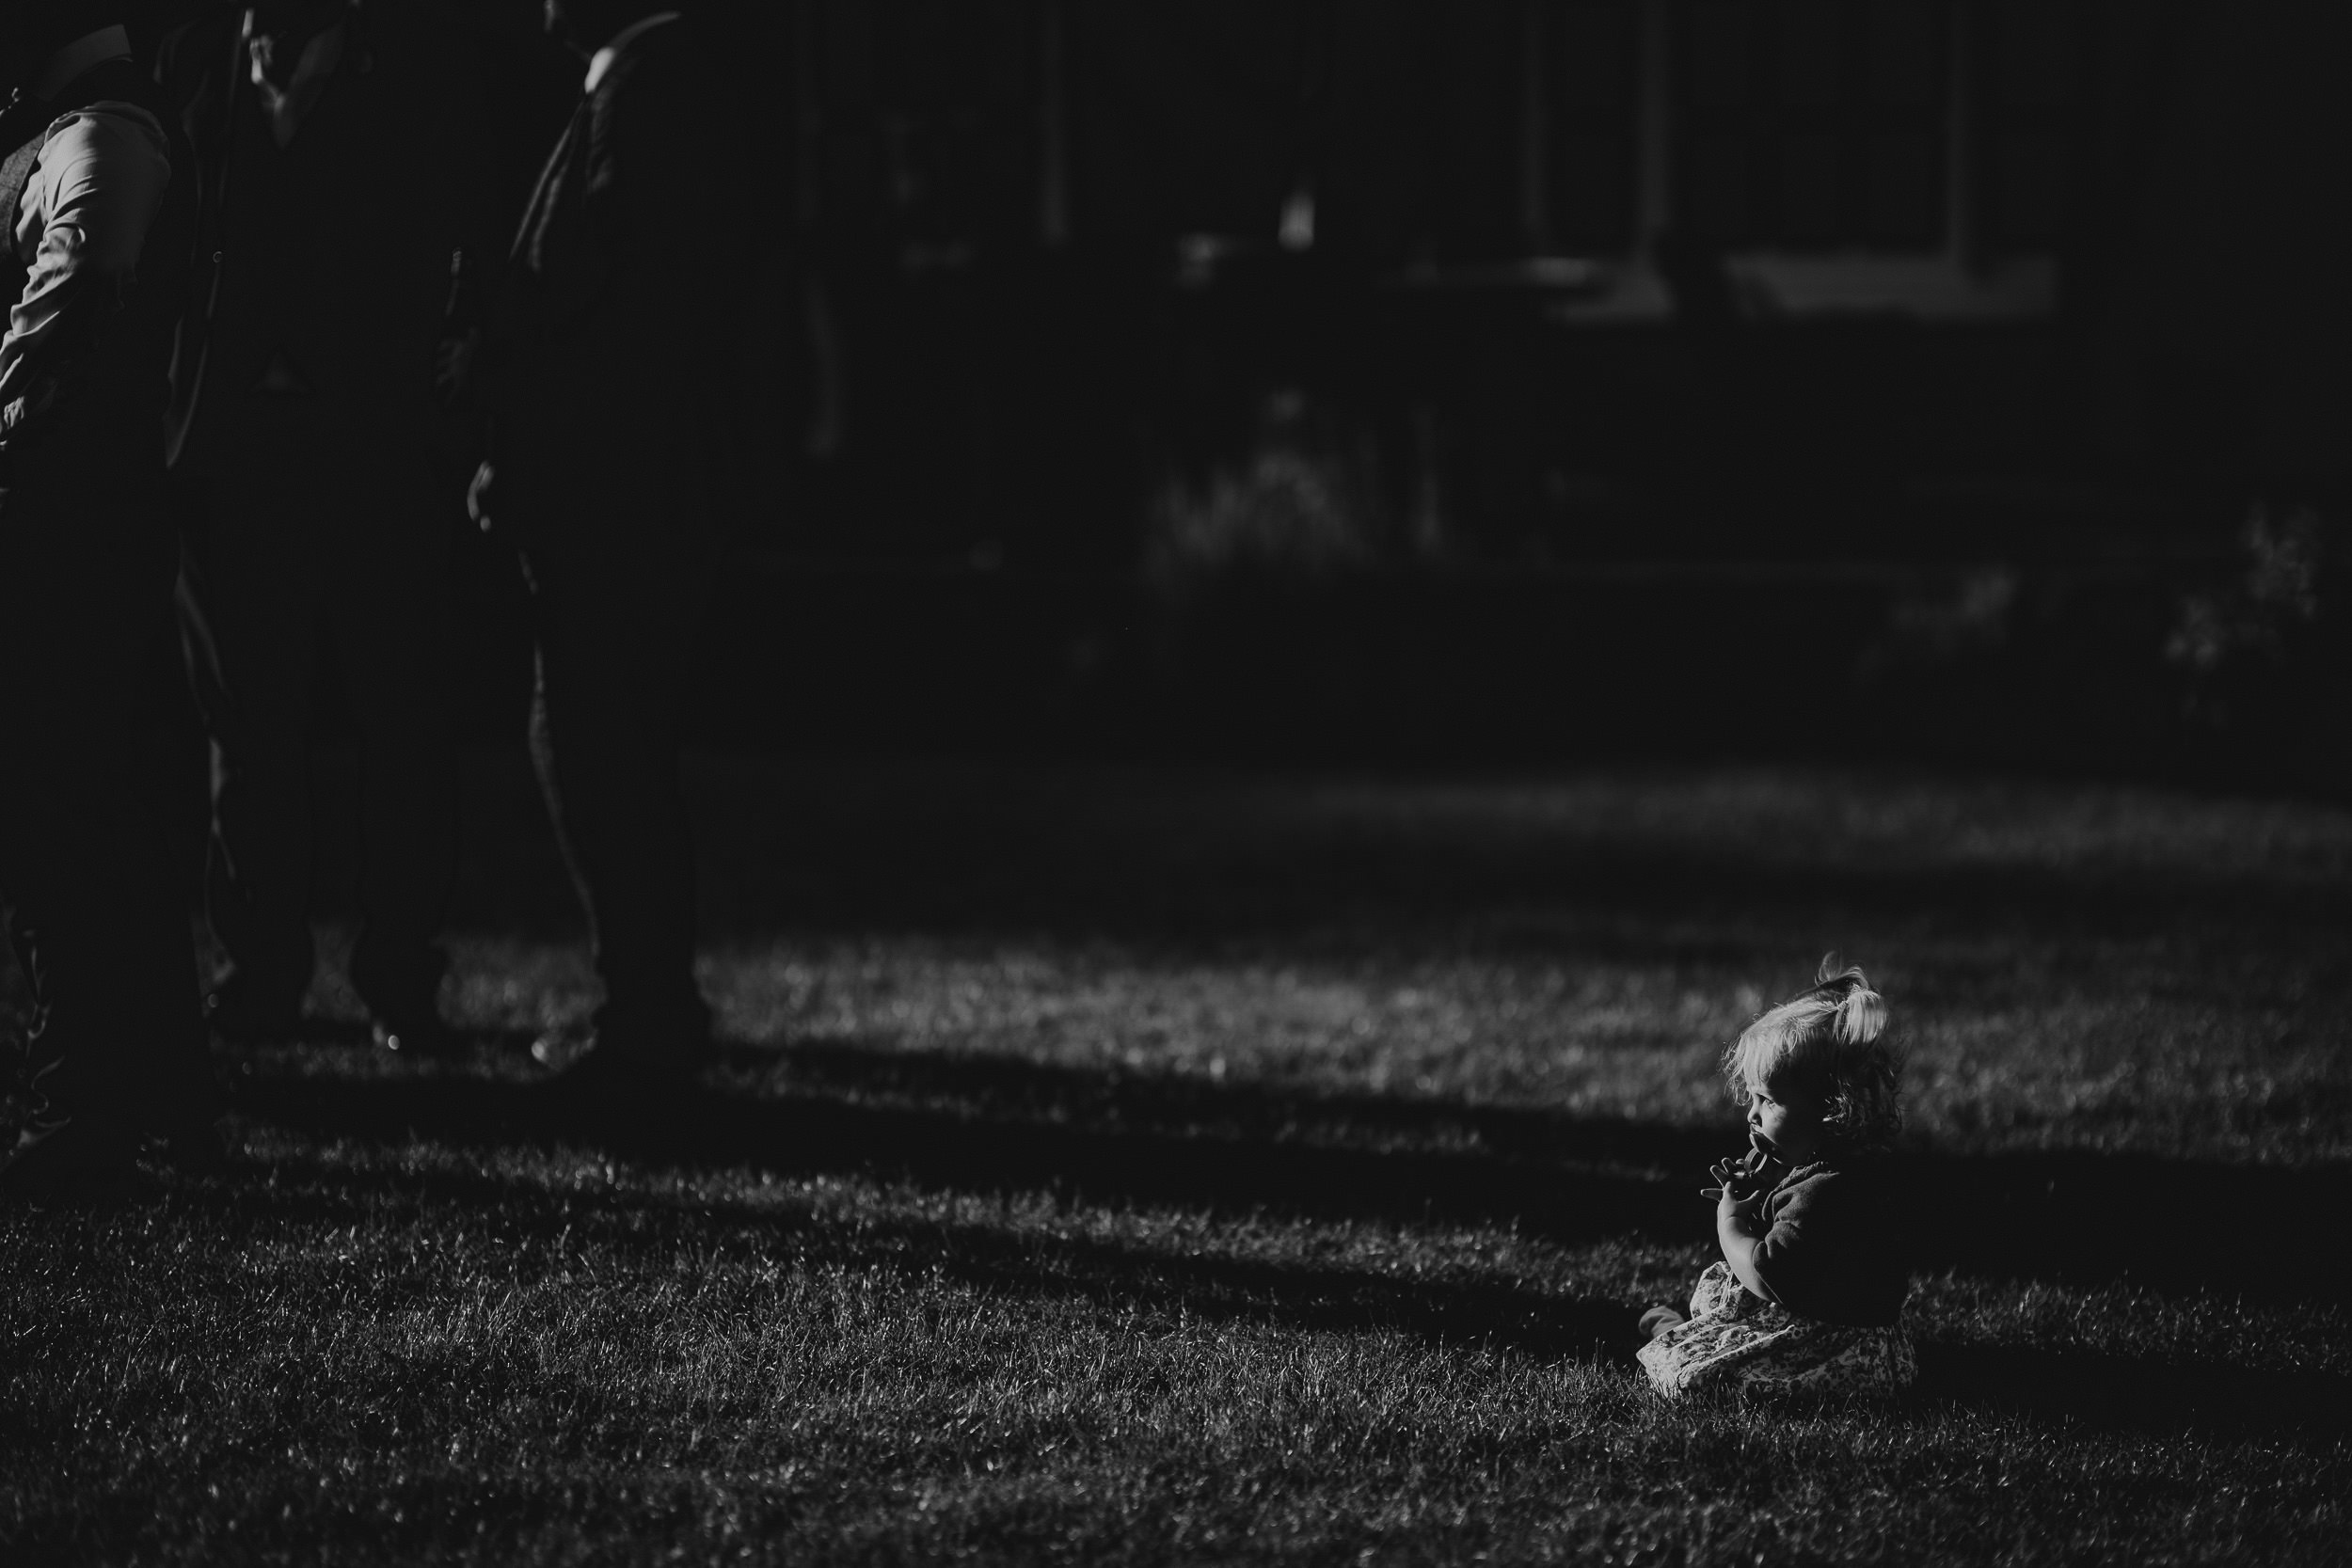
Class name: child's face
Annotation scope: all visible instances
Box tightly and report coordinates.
[1744,1068,1826,1164]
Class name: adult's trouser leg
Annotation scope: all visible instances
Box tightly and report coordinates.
[1,470,217,1132]
[334,448,456,1016]
[525,537,712,1061]
[186,453,322,1022]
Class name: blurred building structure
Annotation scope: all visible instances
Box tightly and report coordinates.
[741,0,2344,570]
[115,1,2344,771]
[515,0,2333,775]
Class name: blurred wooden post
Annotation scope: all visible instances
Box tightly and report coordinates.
[1037,0,1070,249]
[1520,0,1552,251]
[795,0,843,459]
[1636,0,1673,254]
[1947,0,1980,275]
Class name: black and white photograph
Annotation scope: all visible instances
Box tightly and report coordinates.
[2,0,2346,1560]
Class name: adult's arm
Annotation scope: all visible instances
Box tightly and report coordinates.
[0,104,171,421]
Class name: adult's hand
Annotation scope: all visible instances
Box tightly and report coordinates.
[466,460,497,532]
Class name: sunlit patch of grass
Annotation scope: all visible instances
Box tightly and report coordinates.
[676,932,2350,1163]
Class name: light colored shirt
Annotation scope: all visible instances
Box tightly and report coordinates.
[1,30,170,418]
[1,106,172,416]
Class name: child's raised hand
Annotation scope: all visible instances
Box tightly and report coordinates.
[1703,1146,1779,1200]
[1700,1158,1747,1203]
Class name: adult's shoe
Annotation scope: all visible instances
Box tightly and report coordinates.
[532,1037,715,1145]
[370,1007,466,1060]
[0,1112,142,1206]
[355,949,459,1059]
[540,1042,710,1103]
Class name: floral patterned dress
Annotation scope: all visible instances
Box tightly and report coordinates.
[1638,1261,1916,1402]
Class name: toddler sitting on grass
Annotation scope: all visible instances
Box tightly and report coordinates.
[1636,958,1915,1402]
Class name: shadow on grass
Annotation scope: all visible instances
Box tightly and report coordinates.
[231,1037,2348,1312]
[1916,1345,2352,1440]
[181,1134,1645,1365]
[185,1107,2352,1445]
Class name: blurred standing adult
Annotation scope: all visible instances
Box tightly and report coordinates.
[0,3,221,1197]
[158,0,496,1053]
[471,0,748,1103]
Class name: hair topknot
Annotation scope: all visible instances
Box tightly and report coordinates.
[1810,957,1889,1049]
[1721,954,1903,1156]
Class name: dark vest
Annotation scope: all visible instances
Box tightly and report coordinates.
[491,19,749,452]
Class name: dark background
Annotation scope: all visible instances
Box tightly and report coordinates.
[140,1,2352,784]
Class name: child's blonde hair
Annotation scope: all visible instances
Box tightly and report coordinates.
[1722,956,1903,1156]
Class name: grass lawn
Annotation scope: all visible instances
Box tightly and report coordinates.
[6,751,2351,1563]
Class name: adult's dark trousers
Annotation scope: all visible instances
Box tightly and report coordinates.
[0,430,217,1132]
[508,419,720,1062]
[179,397,456,1022]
